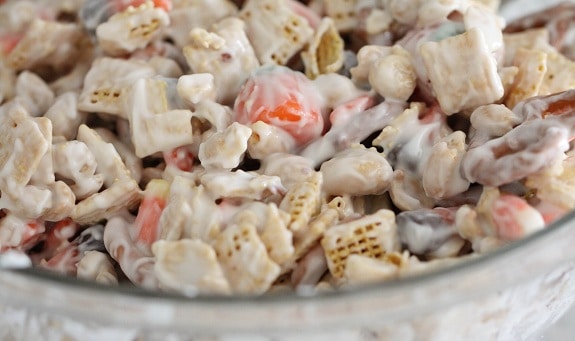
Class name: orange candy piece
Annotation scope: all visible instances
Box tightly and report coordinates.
[134,179,170,245]
[163,146,194,172]
[234,66,324,145]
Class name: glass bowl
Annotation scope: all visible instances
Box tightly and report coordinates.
[2,1,575,340]
[1,209,575,341]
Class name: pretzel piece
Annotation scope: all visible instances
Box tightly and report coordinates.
[104,216,158,289]
[461,119,570,187]
[7,18,83,72]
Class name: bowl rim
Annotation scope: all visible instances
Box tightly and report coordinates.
[0,209,574,333]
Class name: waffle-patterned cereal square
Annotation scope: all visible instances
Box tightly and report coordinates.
[126,78,194,158]
[96,2,170,56]
[538,51,575,96]
[279,171,323,232]
[7,19,83,72]
[502,28,553,66]
[78,57,156,117]
[214,219,280,295]
[505,48,547,109]
[0,104,49,187]
[420,27,504,114]
[288,201,341,270]
[323,0,358,32]
[321,209,400,278]
[235,203,293,266]
[240,0,314,65]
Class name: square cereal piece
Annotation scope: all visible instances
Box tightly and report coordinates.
[539,51,575,96]
[279,172,323,232]
[72,179,141,225]
[240,0,314,65]
[230,205,294,266]
[78,57,156,118]
[343,251,411,286]
[152,239,231,295]
[505,48,547,109]
[96,3,170,56]
[258,203,294,266]
[321,209,400,278]
[126,78,194,158]
[323,0,359,32]
[166,0,237,48]
[420,27,504,114]
[183,17,260,104]
[294,205,340,259]
[0,104,49,187]
[214,219,280,295]
[502,28,553,67]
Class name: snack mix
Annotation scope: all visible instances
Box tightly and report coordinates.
[1,0,575,296]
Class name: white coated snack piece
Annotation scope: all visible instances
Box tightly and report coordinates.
[2,0,575,301]
[96,3,170,56]
[183,17,260,104]
[240,0,314,65]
